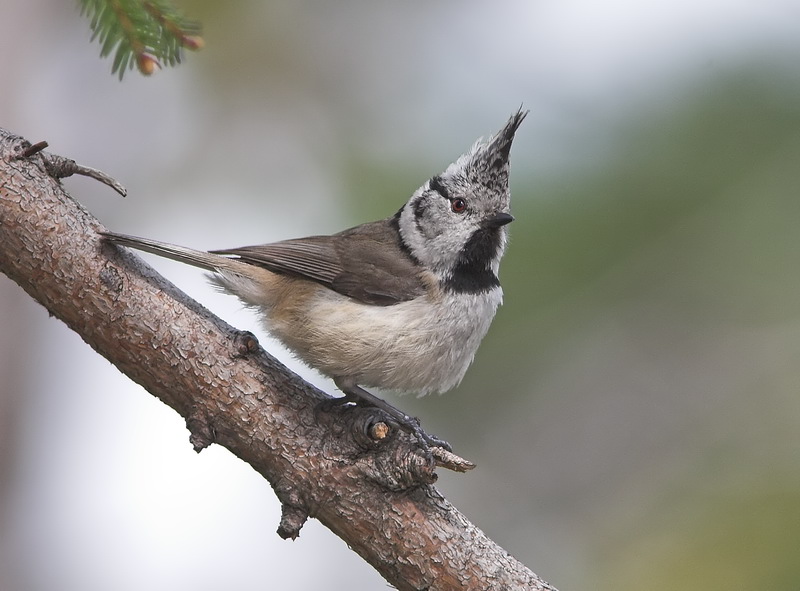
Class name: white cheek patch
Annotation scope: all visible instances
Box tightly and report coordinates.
[398,193,484,279]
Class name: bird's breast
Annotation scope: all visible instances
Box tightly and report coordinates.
[264,282,504,394]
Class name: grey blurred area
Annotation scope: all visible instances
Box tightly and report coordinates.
[2,1,800,590]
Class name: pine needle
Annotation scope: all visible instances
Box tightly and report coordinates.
[79,0,202,79]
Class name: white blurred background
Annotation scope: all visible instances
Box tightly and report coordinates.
[2,1,800,589]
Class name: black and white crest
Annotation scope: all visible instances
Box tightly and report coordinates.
[462,108,527,197]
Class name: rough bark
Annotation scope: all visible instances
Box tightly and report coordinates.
[0,128,556,591]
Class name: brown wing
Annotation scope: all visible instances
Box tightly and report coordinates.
[211,219,427,305]
[214,238,341,284]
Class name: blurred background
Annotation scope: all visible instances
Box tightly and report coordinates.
[2,1,800,589]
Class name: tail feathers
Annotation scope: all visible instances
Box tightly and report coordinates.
[100,231,228,273]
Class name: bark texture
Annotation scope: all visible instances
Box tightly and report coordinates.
[0,128,556,591]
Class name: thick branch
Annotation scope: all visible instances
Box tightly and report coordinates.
[0,128,556,591]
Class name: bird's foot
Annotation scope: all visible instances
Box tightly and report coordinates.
[331,380,453,452]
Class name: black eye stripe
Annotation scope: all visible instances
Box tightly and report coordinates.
[428,176,451,201]
[411,196,429,235]
[412,196,428,220]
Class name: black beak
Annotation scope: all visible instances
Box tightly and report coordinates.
[485,212,514,228]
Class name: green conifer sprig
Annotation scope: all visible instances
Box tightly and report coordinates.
[79,0,203,79]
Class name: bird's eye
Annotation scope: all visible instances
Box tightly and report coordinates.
[450,198,467,213]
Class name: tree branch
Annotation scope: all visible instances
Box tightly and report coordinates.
[0,127,556,591]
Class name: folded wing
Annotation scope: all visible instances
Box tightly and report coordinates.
[211,219,427,306]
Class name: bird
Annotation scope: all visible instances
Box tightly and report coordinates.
[101,109,527,449]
